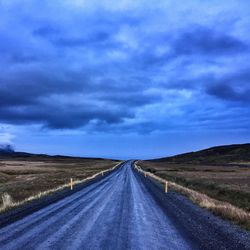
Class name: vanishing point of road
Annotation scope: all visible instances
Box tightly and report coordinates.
[0,161,249,250]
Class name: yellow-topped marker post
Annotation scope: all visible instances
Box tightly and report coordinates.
[70,178,73,190]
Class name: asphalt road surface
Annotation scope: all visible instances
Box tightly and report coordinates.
[0,161,249,250]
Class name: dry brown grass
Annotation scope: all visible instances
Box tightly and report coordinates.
[0,161,121,213]
[135,162,250,230]
[139,161,250,211]
[0,156,120,211]
[169,182,250,229]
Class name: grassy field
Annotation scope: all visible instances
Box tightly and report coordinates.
[139,161,250,212]
[135,161,250,230]
[140,144,250,214]
[0,155,119,209]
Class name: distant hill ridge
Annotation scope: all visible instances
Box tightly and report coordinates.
[0,146,106,161]
[153,143,250,165]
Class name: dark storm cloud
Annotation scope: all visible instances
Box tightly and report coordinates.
[0,67,158,129]
[206,70,250,103]
[207,84,249,102]
[132,25,248,69]
[0,70,86,107]
[0,0,250,134]
[172,26,248,56]
[32,12,141,50]
[0,102,134,129]
[0,81,158,129]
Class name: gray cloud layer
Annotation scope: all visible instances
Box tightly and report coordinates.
[0,0,250,133]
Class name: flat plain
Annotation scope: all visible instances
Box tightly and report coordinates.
[140,144,250,213]
[0,154,118,209]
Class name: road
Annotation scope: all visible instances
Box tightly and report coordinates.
[0,161,249,250]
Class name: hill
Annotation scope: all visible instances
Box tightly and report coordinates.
[0,149,107,161]
[152,143,250,165]
[140,143,250,219]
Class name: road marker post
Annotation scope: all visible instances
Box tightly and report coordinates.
[70,178,73,190]
[102,171,103,176]
[165,181,168,193]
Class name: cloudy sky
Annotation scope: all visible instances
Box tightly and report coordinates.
[0,0,250,159]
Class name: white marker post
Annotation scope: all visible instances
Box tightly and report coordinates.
[70,178,73,190]
[165,181,168,193]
